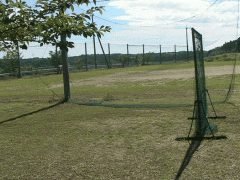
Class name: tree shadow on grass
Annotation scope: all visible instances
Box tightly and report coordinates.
[0,101,64,125]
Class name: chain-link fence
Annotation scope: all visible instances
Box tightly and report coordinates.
[0,41,191,77]
[0,38,237,110]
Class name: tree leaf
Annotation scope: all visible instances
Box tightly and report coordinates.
[70,5,74,12]
[21,44,28,50]
[0,0,111,52]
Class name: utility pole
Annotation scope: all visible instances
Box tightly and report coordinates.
[56,44,60,74]
[16,41,21,78]
[174,45,177,63]
[108,43,110,66]
[97,35,110,69]
[143,44,145,65]
[85,42,88,71]
[92,14,97,69]
[160,45,162,64]
[127,44,129,66]
[186,26,189,62]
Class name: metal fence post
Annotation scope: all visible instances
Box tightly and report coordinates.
[16,41,21,78]
[174,45,177,63]
[85,42,88,71]
[92,14,97,69]
[160,45,162,64]
[186,26,189,62]
[143,44,145,65]
[108,43,111,66]
[127,44,129,66]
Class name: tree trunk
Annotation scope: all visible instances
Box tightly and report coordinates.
[15,41,21,78]
[61,33,71,102]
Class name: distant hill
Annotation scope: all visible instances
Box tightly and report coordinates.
[207,38,240,57]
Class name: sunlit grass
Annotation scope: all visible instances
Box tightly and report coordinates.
[0,56,239,179]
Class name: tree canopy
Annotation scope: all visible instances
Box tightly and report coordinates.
[0,0,111,51]
[35,0,111,50]
[0,0,35,50]
[1,0,111,101]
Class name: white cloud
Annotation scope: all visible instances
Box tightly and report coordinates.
[109,0,213,24]
[5,0,239,59]
[106,0,240,50]
[109,0,239,25]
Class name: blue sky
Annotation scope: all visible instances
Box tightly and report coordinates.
[1,0,240,58]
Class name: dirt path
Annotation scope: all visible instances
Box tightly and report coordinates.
[69,65,240,88]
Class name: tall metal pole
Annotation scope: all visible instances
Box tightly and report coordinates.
[56,44,60,74]
[85,42,88,71]
[92,14,97,69]
[108,43,111,67]
[143,44,145,65]
[174,45,177,63]
[160,45,162,64]
[97,36,110,69]
[186,26,189,62]
[16,41,21,78]
[108,43,111,62]
[127,44,129,66]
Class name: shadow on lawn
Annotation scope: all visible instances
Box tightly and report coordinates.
[0,101,64,125]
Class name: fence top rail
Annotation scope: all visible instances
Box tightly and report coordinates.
[127,44,187,47]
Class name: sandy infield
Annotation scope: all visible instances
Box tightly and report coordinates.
[68,65,240,88]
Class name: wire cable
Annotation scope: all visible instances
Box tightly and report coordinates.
[73,4,188,29]
[167,0,218,25]
[34,44,62,100]
[223,0,239,103]
[78,0,218,28]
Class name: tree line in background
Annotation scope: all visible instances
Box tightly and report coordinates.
[0,50,201,74]
[4,34,240,75]
[207,37,240,57]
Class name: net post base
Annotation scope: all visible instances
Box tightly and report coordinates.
[175,135,227,141]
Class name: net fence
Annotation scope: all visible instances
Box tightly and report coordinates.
[68,44,237,108]
[68,42,197,108]
[0,36,238,109]
[0,43,64,106]
[0,41,192,75]
[192,28,213,137]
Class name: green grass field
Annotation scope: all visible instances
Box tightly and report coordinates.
[1,58,240,179]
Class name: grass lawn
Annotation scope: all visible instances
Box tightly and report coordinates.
[0,59,240,179]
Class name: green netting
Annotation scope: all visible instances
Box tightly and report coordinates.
[69,100,193,108]
[175,28,231,180]
[192,28,218,137]
[67,40,237,109]
[69,62,237,109]
[69,61,237,109]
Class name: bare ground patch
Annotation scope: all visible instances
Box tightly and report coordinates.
[50,65,240,89]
